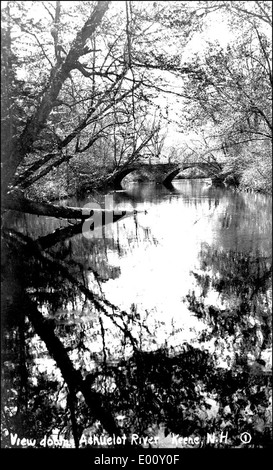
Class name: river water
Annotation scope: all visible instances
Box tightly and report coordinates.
[3,178,272,447]
[8,179,272,359]
[104,180,271,347]
[61,179,271,357]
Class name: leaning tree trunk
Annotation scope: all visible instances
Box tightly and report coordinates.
[3,191,133,221]
[1,1,111,200]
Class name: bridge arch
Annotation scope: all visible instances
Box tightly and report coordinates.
[111,162,222,189]
[163,168,183,185]
[112,166,139,189]
[113,164,181,188]
[162,163,215,185]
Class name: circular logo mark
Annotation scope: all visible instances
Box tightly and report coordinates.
[240,432,252,444]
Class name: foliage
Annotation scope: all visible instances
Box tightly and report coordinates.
[1,1,271,198]
[135,1,272,192]
[1,1,179,201]
[178,2,272,191]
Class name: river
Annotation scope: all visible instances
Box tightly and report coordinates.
[2,178,272,447]
[7,178,272,363]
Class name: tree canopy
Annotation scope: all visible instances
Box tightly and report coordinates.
[2,0,271,208]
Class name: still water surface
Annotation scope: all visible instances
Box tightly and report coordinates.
[100,180,271,346]
[4,178,272,447]
[11,179,272,360]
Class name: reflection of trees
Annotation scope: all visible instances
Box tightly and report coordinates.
[212,191,272,253]
[96,345,217,438]
[1,201,162,448]
[1,217,272,449]
[183,245,272,447]
[1,216,143,447]
[83,245,271,448]
[186,245,272,357]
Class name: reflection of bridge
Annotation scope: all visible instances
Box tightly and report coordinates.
[108,162,222,188]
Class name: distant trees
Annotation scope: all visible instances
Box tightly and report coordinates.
[127,1,272,191]
[178,1,272,189]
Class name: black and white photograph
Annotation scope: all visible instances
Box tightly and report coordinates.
[1,0,272,459]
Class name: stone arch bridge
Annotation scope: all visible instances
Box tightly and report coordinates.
[109,162,222,189]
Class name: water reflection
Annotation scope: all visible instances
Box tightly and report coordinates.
[1,180,272,448]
